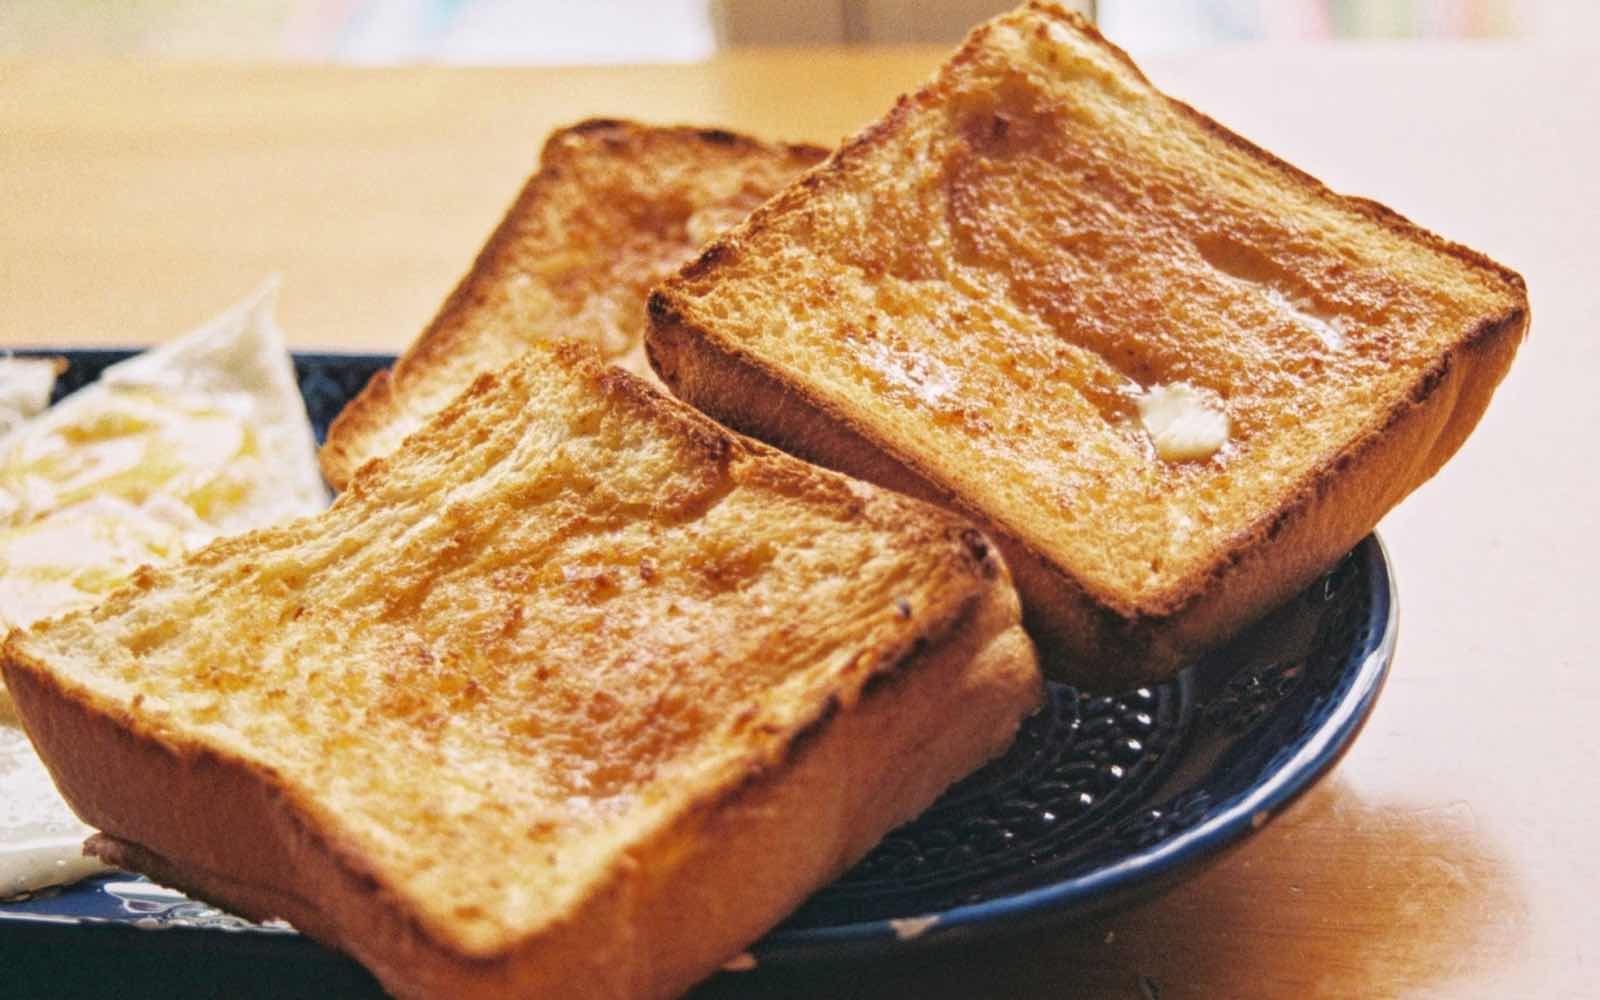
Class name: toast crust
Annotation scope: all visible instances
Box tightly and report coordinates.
[649,283,1524,686]
[4,555,1035,1000]
[647,3,1528,685]
[9,592,1033,1000]
[319,119,826,490]
[2,344,1040,999]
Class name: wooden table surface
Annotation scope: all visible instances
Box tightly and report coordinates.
[3,40,1595,1000]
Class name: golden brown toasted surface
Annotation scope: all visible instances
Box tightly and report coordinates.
[3,344,1033,966]
[649,3,1526,673]
[319,119,825,489]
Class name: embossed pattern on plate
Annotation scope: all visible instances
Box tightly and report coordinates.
[0,350,1394,975]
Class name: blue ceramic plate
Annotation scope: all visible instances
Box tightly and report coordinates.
[0,350,1395,992]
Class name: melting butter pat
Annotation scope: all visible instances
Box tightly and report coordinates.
[1136,382,1229,462]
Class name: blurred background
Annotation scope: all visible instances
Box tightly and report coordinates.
[2,0,1589,63]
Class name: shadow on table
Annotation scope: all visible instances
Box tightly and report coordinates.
[689,775,1526,1000]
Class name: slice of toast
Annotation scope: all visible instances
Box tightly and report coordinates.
[2,343,1039,1000]
[319,119,826,490]
[648,2,1528,687]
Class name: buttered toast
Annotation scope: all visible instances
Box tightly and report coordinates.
[2,344,1040,1000]
[320,119,825,489]
[648,3,1528,686]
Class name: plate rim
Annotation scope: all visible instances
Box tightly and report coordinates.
[754,532,1396,960]
[8,347,394,360]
